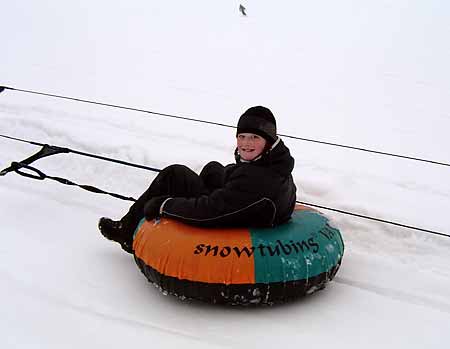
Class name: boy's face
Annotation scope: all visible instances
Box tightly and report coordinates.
[236,133,267,161]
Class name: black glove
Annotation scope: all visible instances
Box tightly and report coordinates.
[144,195,171,220]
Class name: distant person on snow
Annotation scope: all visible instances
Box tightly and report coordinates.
[239,4,247,16]
[98,106,297,253]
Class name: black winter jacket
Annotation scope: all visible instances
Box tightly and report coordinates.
[161,138,297,227]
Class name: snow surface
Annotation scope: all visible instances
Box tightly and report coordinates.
[1,0,450,348]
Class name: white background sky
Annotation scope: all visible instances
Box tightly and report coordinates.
[1,1,450,348]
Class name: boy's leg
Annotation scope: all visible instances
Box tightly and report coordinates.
[199,161,226,192]
[120,164,208,234]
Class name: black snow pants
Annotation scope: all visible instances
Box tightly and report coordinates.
[119,162,224,236]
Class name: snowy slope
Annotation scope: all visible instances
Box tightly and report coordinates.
[1,1,450,348]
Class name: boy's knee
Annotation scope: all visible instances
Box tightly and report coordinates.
[164,164,195,177]
[205,161,223,169]
[201,161,224,174]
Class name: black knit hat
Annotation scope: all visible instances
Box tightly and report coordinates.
[236,106,277,144]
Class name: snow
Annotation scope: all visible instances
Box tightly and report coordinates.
[1,0,450,347]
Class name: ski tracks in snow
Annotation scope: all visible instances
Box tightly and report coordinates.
[334,276,450,314]
[0,269,228,348]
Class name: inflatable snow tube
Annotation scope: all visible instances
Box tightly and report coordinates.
[132,205,344,305]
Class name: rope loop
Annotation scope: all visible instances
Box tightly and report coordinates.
[12,162,47,180]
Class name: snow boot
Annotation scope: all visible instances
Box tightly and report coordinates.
[98,217,133,254]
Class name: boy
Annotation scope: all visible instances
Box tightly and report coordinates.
[99,106,297,253]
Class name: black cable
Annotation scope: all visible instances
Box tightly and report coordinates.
[281,135,449,167]
[1,85,449,168]
[0,86,235,130]
[0,133,448,238]
[0,133,44,147]
[298,201,449,238]
[0,133,161,173]
[11,162,137,202]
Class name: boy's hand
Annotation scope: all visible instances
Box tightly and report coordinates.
[144,195,170,220]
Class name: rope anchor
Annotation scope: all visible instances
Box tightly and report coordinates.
[0,144,69,176]
[0,145,136,202]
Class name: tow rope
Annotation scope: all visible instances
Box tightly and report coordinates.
[1,136,448,239]
[0,144,137,201]
[1,85,449,168]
